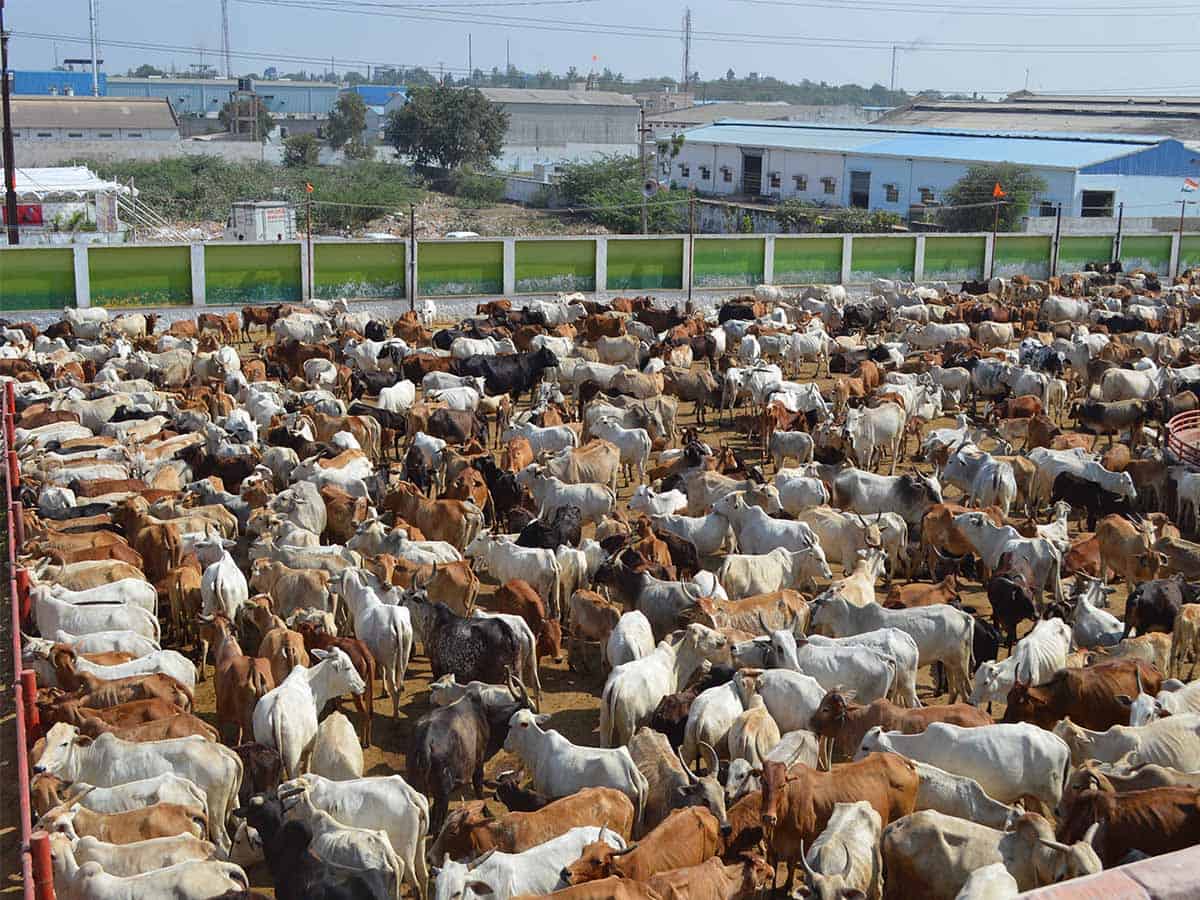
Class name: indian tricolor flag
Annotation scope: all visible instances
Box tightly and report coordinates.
[1185,177,1200,193]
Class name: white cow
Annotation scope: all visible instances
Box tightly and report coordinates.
[465,533,562,618]
[517,467,616,524]
[33,723,243,853]
[681,670,762,769]
[49,840,247,900]
[858,721,1070,809]
[37,773,208,819]
[941,443,1018,517]
[501,422,578,455]
[716,545,832,599]
[605,611,656,671]
[628,485,688,517]
[33,593,159,643]
[1052,714,1200,769]
[599,624,728,746]
[341,570,414,719]
[714,492,824,555]
[1011,618,1072,687]
[589,417,652,485]
[252,648,367,780]
[37,579,157,614]
[952,512,1064,607]
[766,629,896,704]
[651,510,734,557]
[801,801,883,900]
[53,832,217,878]
[1028,447,1136,504]
[913,762,1023,831]
[309,711,364,782]
[504,709,649,825]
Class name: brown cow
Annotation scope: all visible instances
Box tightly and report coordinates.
[390,558,480,618]
[989,394,1043,420]
[759,754,919,893]
[492,579,563,662]
[429,788,635,862]
[920,503,1006,578]
[561,807,722,885]
[568,589,622,643]
[1001,659,1163,731]
[1063,533,1102,578]
[884,574,960,609]
[810,690,992,763]
[1057,787,1200,867]
[37,696,189,732]
[1095,514,1159,587]
[201,613,275,745]
[679,591,810,636]
[37,801,208,845]
[258,625,310,686]
[384,481,484,550]
[442,467,494,524]
[633,518,674,574]
[645,854,774,900]
[76,712,220,743]
[112,498,181,584]
[320,484,370,544]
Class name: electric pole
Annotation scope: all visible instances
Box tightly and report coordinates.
[890,45,897,92]
[681,7,692,94]
[220,0,233,79]
[639,107,649,234]
[88,0,100,95]
[468,34,473,83]
[1,0,19,245]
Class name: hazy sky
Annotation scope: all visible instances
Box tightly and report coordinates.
[9,0,1194,97]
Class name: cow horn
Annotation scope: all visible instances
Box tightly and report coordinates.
[1083,823,1100,847]
[1037,837,1074,853]
[609,842,640,857]
[800,841,816,879]
[1135,667,1145,697]
[699,741,719,779]
[756,610,770,634]
[676,744,699,783]
[841,844,853,878]
[468,849,498,870]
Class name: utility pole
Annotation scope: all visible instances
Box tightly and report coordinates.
[1114,201,1124,262]
[220,0,233,79]
[680,7,692,94]
[88,0,100,95]
[1181,199,1190,243]
[506,39,510,75]
[409,202,417,312]
[639,107,649,234]
[890,45,897,92]
[687,195,696,307]
[1,0,19,245]
[468,34,473,82]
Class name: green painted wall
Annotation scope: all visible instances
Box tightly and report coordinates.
[1058,236,1114,273]
[773,237,842,284]
[419,241,503,295]
[693,238,764,288]
[850,236,915,282]
[993,235,1051,279]
[89,245,191,307]
[1118,235,1172,275]
[515,240,595,293]
[923,236,985,282]
[0,248,75,310]
[205,243,302,304]
[314,242,405,299]
[1182,235,1200,273]
[606,239,683,291]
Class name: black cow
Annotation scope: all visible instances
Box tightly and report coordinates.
[427,408,488,447]
[1051,471,1133,531]
[842,304,888,333]
[1124,577,1200,639]
[402,589,529,687]
[486,770,550,812]
[231,743,283,806]
[987,551,1039,649]
[407,674,533,833]
[1096,314,1145,334]
[961,280,990,295]
[349,370,400,400]
[455,347,559,401]
[517,505,583,549]
[718,303,757,324]
[364,320,388,342]
[235,793,381,900]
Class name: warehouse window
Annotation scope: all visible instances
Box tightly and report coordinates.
[722,167,732,183]
[36,132,52,138]
[67,131,83,138]
[769,172,781,189]
[127,132,143,138]
[1039,202,1057,217]
[679,163,690,177]
[1081,190,1115,218]
[918,186,935,203]
[821,177,837,195]
[884,184,900,203]
[793,174,808,191]
[98,132,113,138]
[699,166,711,180]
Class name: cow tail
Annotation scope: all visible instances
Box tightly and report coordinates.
[273,708,291,780]
[391,617,404,699]
[1050,545,1065,606]
[548,551,564,623]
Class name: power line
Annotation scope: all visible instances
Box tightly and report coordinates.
[736,0,1200,15]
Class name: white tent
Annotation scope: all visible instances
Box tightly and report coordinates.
[2,166,133,201]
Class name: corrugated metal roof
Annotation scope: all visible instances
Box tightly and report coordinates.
[12,96,178,129]
[349,85,405,106]
[478,88,638,107]
[681,120,1161,169]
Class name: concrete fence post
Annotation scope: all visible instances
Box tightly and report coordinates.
[763,234,775,285]
[299,240,311,302]
[72,245,90,308]
[913,235,926,283]
[190,244,206,306]
[502,238,516,297]
[983,233,996,284]
[1170,232,1182,281]
[840,235,853,285]
[595,236,608,299]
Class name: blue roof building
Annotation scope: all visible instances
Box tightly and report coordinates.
[673,120,1200,218]
[107,76,338,119]
[347,85,406,107]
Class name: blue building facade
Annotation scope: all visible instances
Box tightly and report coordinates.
[13,70,106,96]
[107,77,338,118]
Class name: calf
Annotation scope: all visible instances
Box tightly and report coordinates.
[560,807,721,885]
[1003,659,1164,731]
[37,801,208,844]
[987,552,1038,649]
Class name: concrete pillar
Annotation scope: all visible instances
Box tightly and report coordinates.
[299,241,311,302]
[913,235,926,283]
[190,244,206,306]
[595,237,608,298]
[683,235,693,295]
[983,233,996,282]
[840,235,853,285]
[408,238,418,307]
[72,245,90,308]
[502,238,516,297]
[763,234,776,285]
[1170,232,1182,282]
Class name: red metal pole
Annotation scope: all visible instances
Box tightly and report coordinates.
[11,498,23,548]
[21,669,39,744]
[29,831,54,900]
[7,449,16,488]
[16,566,30,624]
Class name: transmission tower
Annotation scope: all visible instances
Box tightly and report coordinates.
[681,7,692,95]
[220,0,233,78]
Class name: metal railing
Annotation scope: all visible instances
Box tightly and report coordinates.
[3,380,50,900]
[1167,410,1200,467]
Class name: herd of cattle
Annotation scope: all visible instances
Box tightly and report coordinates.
[9,264,1200,899]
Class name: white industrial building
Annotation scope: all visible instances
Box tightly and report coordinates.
[10,96,179,141]
[672,120,1200,219]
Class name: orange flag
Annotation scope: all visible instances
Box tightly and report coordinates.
[992,182,1006,198]
[305,183,314,194]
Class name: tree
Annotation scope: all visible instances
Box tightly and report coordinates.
[218,99,273,142]
[384,85,508,169]
[326,91,367,151]
[939,163,1048,232]
[558,155,689,234]
[282,133,320,167]
[342,70,367,85]
[130,64,165,77]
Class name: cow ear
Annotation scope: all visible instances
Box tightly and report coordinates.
[1115,694,1133,707]
[467,882,494,896]
[74,734,93,747]
[311,648,330,661]
[534,713,551,726]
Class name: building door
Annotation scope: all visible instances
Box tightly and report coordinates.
[742,152,763,195]
[850,170,871,209]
